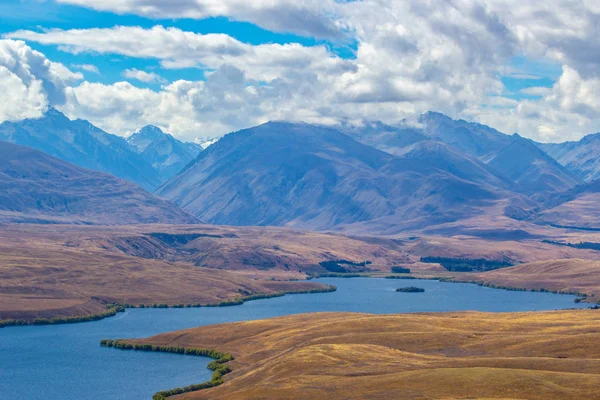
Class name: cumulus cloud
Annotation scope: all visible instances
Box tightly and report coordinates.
[61,64,321,140]
[3,1,600,142]
[0,40,82,122]
[55,0,344,39]
[72,64,100,74]
[122,68,166,83]
[7,26,353,83]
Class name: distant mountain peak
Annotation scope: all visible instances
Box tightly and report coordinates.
[581,132,600,143]
[136,125,166,138]
[40,106,70,123]
[127,124,202,181]
[128,125,170,152]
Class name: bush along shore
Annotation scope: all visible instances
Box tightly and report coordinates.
[439,278,599,305]
[100,340,234,399]
[0,286,337,328]
[0,304,125,329]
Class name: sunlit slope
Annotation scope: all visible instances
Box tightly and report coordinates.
[130,311,600,400]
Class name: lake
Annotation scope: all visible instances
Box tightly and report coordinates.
[0,278,588,400]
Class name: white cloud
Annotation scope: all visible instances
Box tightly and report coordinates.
[55,0,343,39]
[72,64,100,74]
[0,39,82,122]
[7,26,353,83]
[519,87,551,96]
[3,1,600,142]
[122,68,166,83]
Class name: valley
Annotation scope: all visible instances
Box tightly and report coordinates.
[3,5,600,399]
[2,108,600,400]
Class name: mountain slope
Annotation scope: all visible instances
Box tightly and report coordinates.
[0,141,198,225]
[420,111,512,160]
[128,125,202,181]
[538,133,600,182]
[419,112,582,194]
[0,108,161,191]
[535,179,600,229]
[339,120,428,156]
[157,122,516,232]
[486,134,582,195]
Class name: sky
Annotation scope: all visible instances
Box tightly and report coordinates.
[0,0,599,143]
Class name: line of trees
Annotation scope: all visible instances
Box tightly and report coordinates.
[319,259,372,273]
[420,257,513,272]
[542,240,600,251]
[0,304,125,328]
[100,340,234,400]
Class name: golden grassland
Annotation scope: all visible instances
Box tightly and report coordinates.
[0,225,344,321]
[3,221,600,321]
[121,310,600,400]
[0,223,408,321]
[461,259,600,301]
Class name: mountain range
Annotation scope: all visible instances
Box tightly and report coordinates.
[0,141,198,225]
[3,108,600,233]
[0,108,201,191]
[157,121,524,232]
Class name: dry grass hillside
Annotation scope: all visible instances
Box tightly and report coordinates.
[0,224,408,321]
[462,259,600,301]
[124,310,600,400]
[0,225,345,321]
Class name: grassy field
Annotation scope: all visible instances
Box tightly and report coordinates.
[122,310,600,400]
[0,223,408,321]
[0,225,348,321]
[3,222,600,321]
[460,259,600,302]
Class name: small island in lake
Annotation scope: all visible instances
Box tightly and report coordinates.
[396,286,425,293]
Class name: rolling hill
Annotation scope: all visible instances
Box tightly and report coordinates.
[534,179,600,229]
[120,310,600,400]
[0,141,198,224]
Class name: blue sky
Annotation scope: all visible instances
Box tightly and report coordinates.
[0,0,598,142]
[0,0,357,89]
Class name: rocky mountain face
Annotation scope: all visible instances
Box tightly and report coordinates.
[0,108,161,191]
[342,113,581,195]
[3,108,598,232]
[0,141,198,225]
[157,122,523,232]
[537,133,600,182]
[0,109,202,191]
[128,125,202,181]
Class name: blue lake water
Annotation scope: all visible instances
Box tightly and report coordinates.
[0,278,588,400]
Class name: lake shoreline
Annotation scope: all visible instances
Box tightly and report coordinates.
[0,285,337,329]
[100,340,234,400]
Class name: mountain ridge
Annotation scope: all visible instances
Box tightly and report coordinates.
[128,125,202,181]
[157,121,525,233]
[0,140,199,225]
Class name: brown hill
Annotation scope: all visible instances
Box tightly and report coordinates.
[458,258,600,300]
[0,224,336,321]
[123,310,600,400]
[0,223,408,321]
